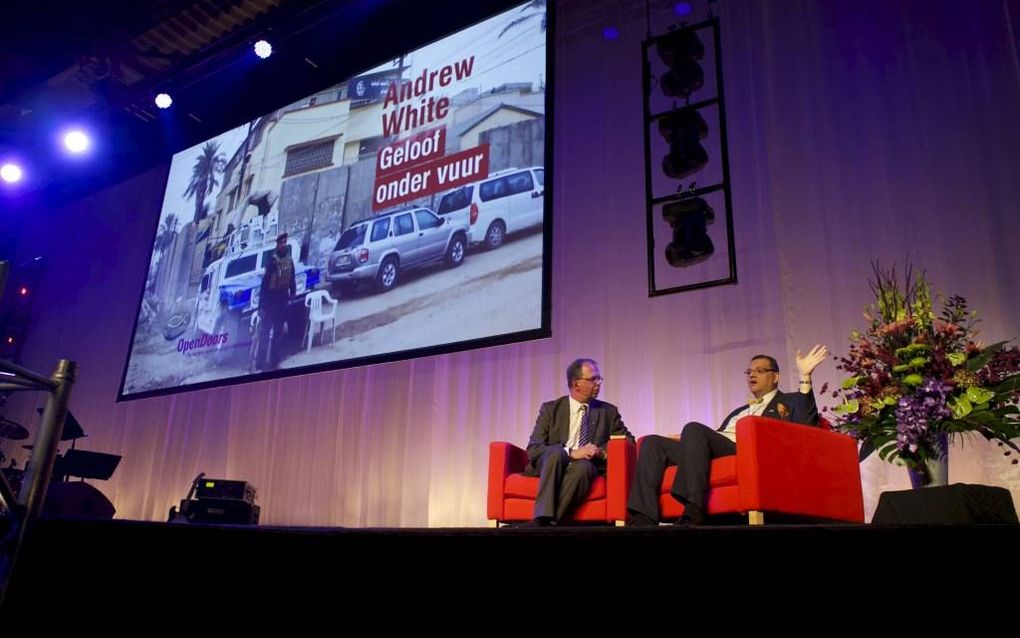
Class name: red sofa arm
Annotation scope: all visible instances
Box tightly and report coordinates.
[605,435,637,522]
[487,441,529,520]
[735,416,864,522]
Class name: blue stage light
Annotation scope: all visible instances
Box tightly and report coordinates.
[254,39,273,59]
[674,3,693,17]
[63,130,90,154]
[1,163,23,184]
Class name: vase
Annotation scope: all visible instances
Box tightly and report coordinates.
[907,433,949,489]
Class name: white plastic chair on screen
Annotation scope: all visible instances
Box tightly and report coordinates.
[247,311,261,372]
[304,290,339,352]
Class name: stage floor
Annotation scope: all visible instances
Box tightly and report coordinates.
[4,517,1015,619]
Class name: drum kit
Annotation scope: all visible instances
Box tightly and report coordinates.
[1,411,112,502]
[1,415,30,499]
[2,411,121,522]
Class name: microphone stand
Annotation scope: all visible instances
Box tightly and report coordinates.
[168,472,205,523]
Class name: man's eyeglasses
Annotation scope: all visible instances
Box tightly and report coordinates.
[744,367,777,376]
[579,376,604,384]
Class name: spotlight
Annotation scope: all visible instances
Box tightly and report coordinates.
[155,93,173,109]
[63,130,90,154]
[19,286,29,296]
[673,3,693,17]
[658,106,708,179]
[657,28,704,99]
[1,163,23,184]
[602,26,620,40]
[0,335,14,359]
[662,197,715,267]
[254,39,273,59]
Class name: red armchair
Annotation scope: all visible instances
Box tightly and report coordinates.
[487,435,636,525]
[650,416,864,524]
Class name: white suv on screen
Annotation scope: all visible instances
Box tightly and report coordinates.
[435,166,544,249]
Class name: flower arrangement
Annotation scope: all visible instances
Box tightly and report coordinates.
[830,262,1020,484]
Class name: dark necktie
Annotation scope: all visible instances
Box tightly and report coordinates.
[579,404,590,447]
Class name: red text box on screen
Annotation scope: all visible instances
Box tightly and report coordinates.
[372,144,489,211]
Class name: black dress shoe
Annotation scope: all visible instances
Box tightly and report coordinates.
[626,513,659,527]
[672,514,701,526]
[520,517,555,527]
[673,502,705,526]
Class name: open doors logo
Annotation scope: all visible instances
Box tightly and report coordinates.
[177,332,230,356]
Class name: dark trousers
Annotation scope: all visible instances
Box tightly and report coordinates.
[256,295,288,369]
[526,447,598,522]
[627,423,736,522]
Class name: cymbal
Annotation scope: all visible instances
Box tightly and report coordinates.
[0,417,29,440]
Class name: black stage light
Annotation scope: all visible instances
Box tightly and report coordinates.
[662,196,715,267]
[659,107,708,179]
[657,28,704,99]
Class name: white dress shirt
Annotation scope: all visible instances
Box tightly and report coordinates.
[564,396,589,452]
[719,389,778,442]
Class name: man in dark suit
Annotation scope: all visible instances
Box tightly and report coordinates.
[626,345,828,526]
[523,358,634,526]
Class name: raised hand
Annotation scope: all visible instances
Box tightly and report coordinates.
[796,344,829,378]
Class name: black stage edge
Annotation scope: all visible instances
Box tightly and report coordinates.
[3,518,1017,618]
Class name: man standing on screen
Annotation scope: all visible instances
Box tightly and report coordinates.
[256,232,296,370]
[626,345,828,526]
[522,358,634,526]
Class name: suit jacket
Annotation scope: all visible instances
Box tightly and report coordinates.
[717,390,819,432]
[525,396,634,474]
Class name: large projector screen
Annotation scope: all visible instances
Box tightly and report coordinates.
[119,2,549,400]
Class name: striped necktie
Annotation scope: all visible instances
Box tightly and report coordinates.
[578,404,590,446]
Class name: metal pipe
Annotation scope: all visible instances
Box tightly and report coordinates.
[0,359,58,390]
[20,360,77,518]
[0,359,77,604]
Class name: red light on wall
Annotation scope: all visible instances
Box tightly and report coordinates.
[19,286,28,296]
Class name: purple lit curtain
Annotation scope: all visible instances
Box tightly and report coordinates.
[4,0,1019,525]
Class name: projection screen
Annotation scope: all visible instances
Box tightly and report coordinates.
[119,1,550,400]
